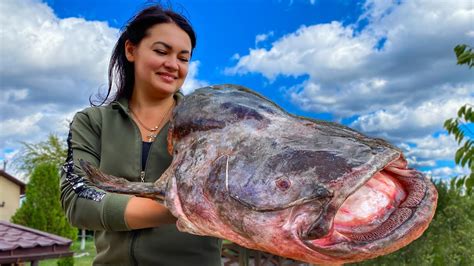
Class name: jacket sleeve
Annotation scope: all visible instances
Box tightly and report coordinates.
[60,109,132,231]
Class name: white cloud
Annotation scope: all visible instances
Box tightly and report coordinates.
[425,166,470,180]
[400,134,460,168]
[0,0,208,160]
[289,77,392,117]
[227,0,473,177]
[360,0,400,23]
[0,0,118,94]
[0,89,29,102]
[228,0,474,141]
[0,148,25,181]
[0,0,118,150]
[255,31,274,46]
[181,61,209,95]
[349,87,474,140]
[231,53,241,61]
[227,22,375,80]
[0,114,43,138]
[406,157,436,168]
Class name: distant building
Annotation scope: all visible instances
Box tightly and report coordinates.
[0,170,26,221]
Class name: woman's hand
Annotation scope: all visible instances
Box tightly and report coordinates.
[124,196,177,229]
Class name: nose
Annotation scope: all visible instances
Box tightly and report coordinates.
[163,57,179,71]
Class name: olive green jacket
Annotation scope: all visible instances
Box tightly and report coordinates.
[60,95,222,266]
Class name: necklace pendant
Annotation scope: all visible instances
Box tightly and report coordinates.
[147,134,157,142]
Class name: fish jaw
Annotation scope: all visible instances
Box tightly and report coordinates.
[299,157,438,263]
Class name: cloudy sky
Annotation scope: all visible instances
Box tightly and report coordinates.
[0,0,473,180]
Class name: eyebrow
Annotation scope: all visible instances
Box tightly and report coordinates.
[153,41,190,54]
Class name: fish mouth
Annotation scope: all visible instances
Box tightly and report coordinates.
[302,157,437,260]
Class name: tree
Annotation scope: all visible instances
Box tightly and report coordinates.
[454,44,474,68]
[11,162,77,265]
[444,104,474,195]
[13,134,67,175]
[443,44,474,195]
[13,133,90,255]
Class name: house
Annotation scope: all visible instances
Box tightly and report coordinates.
[0,170,26,221]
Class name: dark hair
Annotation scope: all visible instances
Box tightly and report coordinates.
[91,4,196,106]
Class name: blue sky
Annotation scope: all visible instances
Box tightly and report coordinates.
[0,0,473,180]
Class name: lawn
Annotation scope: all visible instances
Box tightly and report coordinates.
[40,239,96,266]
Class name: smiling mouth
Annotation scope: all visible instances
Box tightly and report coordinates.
[305,157,436,248]
[157,72,178,82]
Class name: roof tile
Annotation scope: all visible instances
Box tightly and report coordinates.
[0,221,72,251]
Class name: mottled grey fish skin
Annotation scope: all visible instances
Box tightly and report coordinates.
[169,86,393,211]
[82,84,437,264]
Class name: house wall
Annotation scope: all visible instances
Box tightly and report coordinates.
[0,175,22,221]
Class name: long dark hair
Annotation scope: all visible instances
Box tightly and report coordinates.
[91,4,196,106]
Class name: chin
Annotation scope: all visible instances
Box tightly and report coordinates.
[151,83,181,96]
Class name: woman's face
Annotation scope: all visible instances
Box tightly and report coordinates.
[126,23,192,97]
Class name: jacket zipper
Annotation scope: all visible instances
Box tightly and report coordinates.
[126,107,147,182]
[126,106,145,265]
[122,101,164,182]
[140,171,146,182]
[141,138,157,182]
[126,104,162,264]
[121,102,166,264]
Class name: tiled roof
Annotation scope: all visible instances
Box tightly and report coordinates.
[0,220,73,264]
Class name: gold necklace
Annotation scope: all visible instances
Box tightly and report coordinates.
[130,100,175,142]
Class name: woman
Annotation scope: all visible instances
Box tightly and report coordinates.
[60,5,222,266]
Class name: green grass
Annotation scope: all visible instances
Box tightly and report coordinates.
[40,239,96,266]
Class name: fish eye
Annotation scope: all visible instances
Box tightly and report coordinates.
[275,178,291,192]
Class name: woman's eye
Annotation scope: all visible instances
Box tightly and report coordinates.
[154,49,166,55]
[179,57,189,63]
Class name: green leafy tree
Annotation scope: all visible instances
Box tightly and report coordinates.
[13,133,91,258]
[13,134,67,174]
[454,44,474,68]
[11,162,77,265]
[444,104,474,195]
[443,44,474,195]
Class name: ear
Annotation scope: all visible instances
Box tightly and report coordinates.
[125,40,136,62]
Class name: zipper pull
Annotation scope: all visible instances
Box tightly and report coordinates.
[140,171,145,182]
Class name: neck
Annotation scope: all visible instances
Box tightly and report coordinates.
[128,90,176,142]
[129,89,175,113]
[129,96,175,114]
[128,88,176,129]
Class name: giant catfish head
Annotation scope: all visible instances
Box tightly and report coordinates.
[82,84,438,264]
